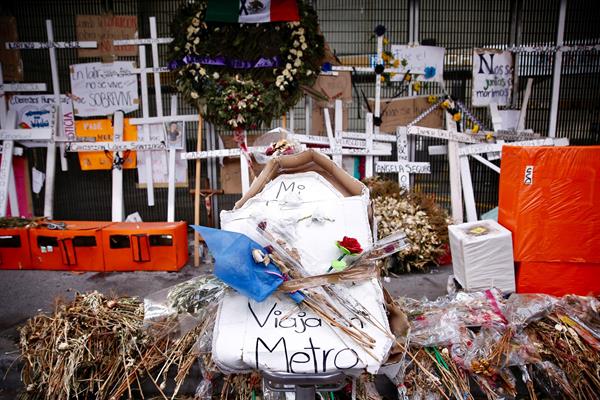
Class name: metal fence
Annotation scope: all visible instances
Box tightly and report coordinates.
[1,0,599,223]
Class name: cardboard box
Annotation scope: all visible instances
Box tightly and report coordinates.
[213,150,392,374]
[102,221,188,271]
[499,146,600,263]
[449,220,515,292]
[0,227,31,270]
[367,95,444,134]
[29,221,113,271]
[516,261,600,297]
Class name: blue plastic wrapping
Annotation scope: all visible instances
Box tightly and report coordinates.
[192,226,303,302]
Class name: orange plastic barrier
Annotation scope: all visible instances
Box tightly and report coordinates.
[28,221,113,271]
[0,228,31,270]
[498,146,600,263]
[516,261,600,297]
[102,221,188,271]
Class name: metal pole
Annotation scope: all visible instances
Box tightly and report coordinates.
[548,0,567,138]
[509,0,524,108]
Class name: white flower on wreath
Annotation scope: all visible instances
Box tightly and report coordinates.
[293,40,300,48]
[296,50,303,58]
[299,35,306,43]
[294,59,301,67]
[190,91,199,99]
[301,43,308,50]
[199,68,206,76]
[290,49,297,55]
[213,72,220,79]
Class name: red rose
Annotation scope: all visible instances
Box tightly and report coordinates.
[265,146,275,156]
[337,236,363,255]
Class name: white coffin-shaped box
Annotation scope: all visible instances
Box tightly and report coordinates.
[449,219,515,293]
[213,150,393,375]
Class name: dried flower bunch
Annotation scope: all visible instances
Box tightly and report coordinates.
[365,178,451,273]
[19,291,211,399]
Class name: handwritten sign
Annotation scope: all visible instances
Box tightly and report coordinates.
[367,96,443,133]
[75,15,138,60]
[308,71,352,107]
[459,138,568,157]
[407,126,479,144]
[137,124,187,188]
[70,61,139,116]
[375,161,431,174]
[472,49,514,107]
[8,95,74,142]
[74,119,138,170]
[390,45,445,82]
[0,16,23,81]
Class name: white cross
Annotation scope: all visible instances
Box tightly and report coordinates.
[0,63,49,217]
[375,127,431,190]
[290,99,394,177]
[65,118,167,222]
[0,108,54,217]
[5,19,97,218]
[113,16,174,210]
[328,33,422,177]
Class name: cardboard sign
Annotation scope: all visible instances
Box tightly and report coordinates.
[472,49,514,107]
[8,95,74,141]
[308,71,352,108]
[0,16,23,82]
[390,45,445,82]
[219,134,262,194]
[70,61,139,117]
[137,124,187,188]
[75,119,138,170]
[311,103,349,135]
[216,171,391,373]
[367,96,443,133]
[75,15,138,61]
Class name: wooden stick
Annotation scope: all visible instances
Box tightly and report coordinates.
[281,114,287,129]
[193,115,203,267]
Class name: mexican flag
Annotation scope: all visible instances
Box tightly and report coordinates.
[206,0,299,23]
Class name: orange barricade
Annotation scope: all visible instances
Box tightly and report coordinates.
[102,221,188,271]
[498,146,600,263]
[28,221,113,271]
[0,227,32,270]
[516,261,600,297]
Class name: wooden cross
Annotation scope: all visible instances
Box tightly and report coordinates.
[374,126,431,190]
[0,63,49,216]
[0,109,53,217]
[329,32,422,178]
[5,19,96,218]
[288,100,393,163]
[113,17,173,208]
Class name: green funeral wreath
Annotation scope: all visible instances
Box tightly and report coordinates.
[169,0,324,131]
